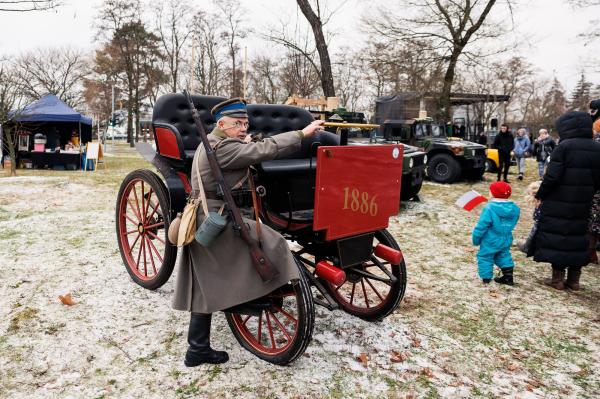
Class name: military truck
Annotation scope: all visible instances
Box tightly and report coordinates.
[381,118,487,184]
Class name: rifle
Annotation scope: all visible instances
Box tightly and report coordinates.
[184,91,279,282]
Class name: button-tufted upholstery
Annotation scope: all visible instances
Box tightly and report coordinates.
[152,93,227,164]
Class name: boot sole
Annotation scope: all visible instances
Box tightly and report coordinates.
[184,357,229,367]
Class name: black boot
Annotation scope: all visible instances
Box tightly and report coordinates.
[184,313,229,367]
[494,267,514,285]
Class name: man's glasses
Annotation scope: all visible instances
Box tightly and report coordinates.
[223,121,249,129]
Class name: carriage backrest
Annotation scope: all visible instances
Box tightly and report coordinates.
[152,93,227,161]
[152,93,328,162]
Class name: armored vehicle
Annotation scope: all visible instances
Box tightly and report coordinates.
[382,118,486,184]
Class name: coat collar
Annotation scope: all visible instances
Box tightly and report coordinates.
[211,127,228,140]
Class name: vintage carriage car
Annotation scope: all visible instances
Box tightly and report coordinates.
[115,93,408,365]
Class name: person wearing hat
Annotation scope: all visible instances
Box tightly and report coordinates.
[472,181,520,285]
[171,97,325,367]
[532,111,600,290]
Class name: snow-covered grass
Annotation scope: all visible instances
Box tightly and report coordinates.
[0,144,598,398]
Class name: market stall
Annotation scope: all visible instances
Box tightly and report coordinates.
[7,94,93,170]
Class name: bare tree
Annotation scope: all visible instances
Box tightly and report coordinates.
[14,47,89,109]
[0,62,25,176]
[153,0,194,93]
[249,55,284,104]
[296,0,336,97]
[333,49,365,111]
[0,0,59,12]
[191,9,227,95]
[215,0,247,97]
[364,0,514,120]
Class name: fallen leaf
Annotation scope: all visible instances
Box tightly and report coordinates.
[489,291,499,298]
[411,337,421,348]
[357,352,368,368]
[421,367,434,378]
[390,350,409,363]
[58,293,75,306]
[506,363,519,371]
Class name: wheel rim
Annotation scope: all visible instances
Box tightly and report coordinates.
[434,162,449,177]
[230,285,301,356]
[118,178,167,281]
[327,239,399,315]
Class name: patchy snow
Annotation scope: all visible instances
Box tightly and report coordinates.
[1,153,599,398]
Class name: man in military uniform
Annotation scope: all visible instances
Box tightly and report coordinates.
[172,98,324,367]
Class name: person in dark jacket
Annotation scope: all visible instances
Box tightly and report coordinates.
[476,131,488,146]
[532,111,600,290]
[492,124,514,182]
[532,129,556,179]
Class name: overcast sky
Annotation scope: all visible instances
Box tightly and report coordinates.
[0,0,598,94]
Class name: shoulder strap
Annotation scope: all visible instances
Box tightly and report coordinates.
[194,145,209,216]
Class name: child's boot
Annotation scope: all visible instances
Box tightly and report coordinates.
[494,267,514,286]
[543,268,565,290]
[565,267,582,291]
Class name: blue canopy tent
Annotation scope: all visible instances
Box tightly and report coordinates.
[8,94,94,170]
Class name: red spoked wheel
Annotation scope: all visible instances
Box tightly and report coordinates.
[325,229,407,321]
[116,169,177,290]
[225,263,314,365]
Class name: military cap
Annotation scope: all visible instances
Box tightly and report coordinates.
[211,97,248,120]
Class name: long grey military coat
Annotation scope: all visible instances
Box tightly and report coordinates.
[172,128,304,314]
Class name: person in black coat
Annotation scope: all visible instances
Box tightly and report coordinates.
[492,124,514,182]
[531,111,600,290]
[476,131,488,146]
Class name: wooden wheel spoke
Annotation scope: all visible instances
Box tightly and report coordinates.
[124,214,139,227]
[242,315,251,325]
[140,181,146,224]
[145,200,160,225]
[144,221,164,230]
[127,199,142,222]
[132,184,144,224]
[273,306,297,325]
[146,236,164,264]
[136,235,145,271]
[270,312,292,342]
[142,236,148,276]
[126,228,139,235]
[265,312,276,349]
[256,314,263,344]
[142,187,154,222]
[349,283,356,305]
[365,277,385,302]
[351,268,392,285]
[145,236,157,276]
[361,279,370,308]
[146,229,165,245]
[128,233,141,254]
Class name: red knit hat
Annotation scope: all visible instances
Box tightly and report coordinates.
[490,181,512,199]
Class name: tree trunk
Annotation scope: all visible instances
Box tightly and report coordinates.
[438,48,462,122]
[296,0,335,97]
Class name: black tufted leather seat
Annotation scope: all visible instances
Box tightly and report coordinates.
[152,93,227,169]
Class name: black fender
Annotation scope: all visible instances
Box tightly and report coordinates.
[135,142,188,219]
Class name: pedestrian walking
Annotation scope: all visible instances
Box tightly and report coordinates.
[472,181,520,285]
[492,124,514,182]
[514,128,531,180]
[532,111,600,291]
[532,129,556,179]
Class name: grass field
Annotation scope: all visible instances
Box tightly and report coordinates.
[0,143,598,398]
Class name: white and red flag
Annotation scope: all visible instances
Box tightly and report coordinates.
[456,190,488,211]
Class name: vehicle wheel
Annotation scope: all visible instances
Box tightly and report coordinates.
[324,229,407,321]
[225,259,314,365]
[116,169,177,290]
[465,166,485,181]
[400,180,422,201]
[485,159,497,173]
[427,153,461,183]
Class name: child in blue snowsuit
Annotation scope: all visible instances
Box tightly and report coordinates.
[472,181,520,285]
